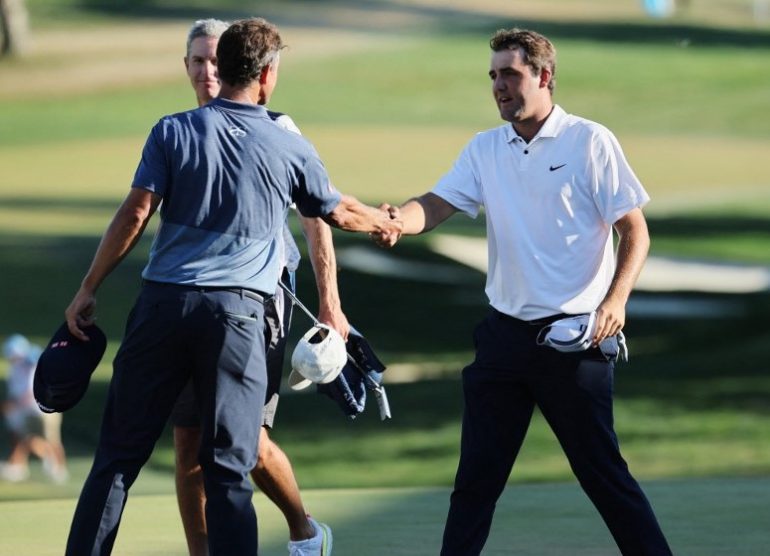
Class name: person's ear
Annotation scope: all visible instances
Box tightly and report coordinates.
[539,67,552,90]
[258,64,272,85]
[184,56,189,70]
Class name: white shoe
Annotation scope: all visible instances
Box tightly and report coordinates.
[287,517,332,556]
[0,462,30,482]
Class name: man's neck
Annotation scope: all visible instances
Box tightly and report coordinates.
[512,102,554,143]
[219,82,264,105]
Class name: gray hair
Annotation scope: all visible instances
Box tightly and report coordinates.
[186,18,230,57]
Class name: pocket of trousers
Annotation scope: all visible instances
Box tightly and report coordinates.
[222,310,259,323]
[216,310,263,381]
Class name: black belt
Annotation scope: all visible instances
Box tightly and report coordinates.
[493,309,569,326]
[143,280,267,304]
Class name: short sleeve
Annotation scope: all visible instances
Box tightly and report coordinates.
[131,121,169,197]
[293,146,342,218]
[589,127,650,225]
[431,139,483,218]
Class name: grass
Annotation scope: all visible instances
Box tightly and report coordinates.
[1,479,769,555]
[2,292,769,494]
[0,0,769,552]
[4,33,770,141]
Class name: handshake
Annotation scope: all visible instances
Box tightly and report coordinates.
[371,203,402,248]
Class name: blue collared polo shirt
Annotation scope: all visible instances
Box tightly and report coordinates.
[132,98,341,294]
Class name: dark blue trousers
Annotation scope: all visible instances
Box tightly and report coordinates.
[441,310,672,556]
[66,283,267,556]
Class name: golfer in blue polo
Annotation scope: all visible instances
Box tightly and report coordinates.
[62,18,401,556]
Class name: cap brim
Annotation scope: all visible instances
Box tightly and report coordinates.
[33,322,106,413]
[288,369,312,391]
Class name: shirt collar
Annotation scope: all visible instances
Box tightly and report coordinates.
[209,97,270,118]
[504,104,568,143]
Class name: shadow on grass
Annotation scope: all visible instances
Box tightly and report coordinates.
[1,211,769,483]
[0,197,122,212]
[648,215,770,237]
[0,233,148,337]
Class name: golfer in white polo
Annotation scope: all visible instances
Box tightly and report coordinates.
[374,27,672,556]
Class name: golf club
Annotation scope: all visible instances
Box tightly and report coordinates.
[279,281,391,419]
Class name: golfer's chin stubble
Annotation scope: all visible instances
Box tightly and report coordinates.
[499,110,517,124]
[497,102,523,124]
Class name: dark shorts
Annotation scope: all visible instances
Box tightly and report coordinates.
[169,270,294,429]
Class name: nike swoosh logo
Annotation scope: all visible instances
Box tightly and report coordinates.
[549,164,566,171]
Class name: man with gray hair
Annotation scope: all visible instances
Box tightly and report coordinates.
[173,17,345,556]
[63,17,400,555]
[185,18,229,107]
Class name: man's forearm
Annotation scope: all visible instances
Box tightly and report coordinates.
[369,192,457,248]
[298,214,350,337]
[605,208,650,306]
[81,193,156,292]
[66,190,157,340]
[400,193,458,235]
[591,208,649,343]
[300,216,341,312]
[322,195,400,234]
[398,198,436,235]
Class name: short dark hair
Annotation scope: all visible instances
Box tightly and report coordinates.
[490,28,557,94]
[216,18,284,87]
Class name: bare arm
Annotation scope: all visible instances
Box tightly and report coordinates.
[298,214,350,339]
[373,192,458,247]
[398,193,458,235]
[65,187,161,340]
[321,194,402,235]
[593,207,650,344]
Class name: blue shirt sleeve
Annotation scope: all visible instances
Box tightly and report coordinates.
[131,121,169,196]
[293,145,342,218]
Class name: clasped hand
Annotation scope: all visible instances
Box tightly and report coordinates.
[370,204,402,248]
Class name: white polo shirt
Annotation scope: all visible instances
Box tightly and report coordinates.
[432,105,649,320]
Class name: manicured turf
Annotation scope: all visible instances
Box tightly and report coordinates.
[0,2,769,554]
[2,479,768,555]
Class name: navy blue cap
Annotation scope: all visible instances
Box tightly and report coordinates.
[33,322,107,413]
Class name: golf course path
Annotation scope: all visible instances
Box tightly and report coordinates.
[336,234,770,297]
[428,234,770,294]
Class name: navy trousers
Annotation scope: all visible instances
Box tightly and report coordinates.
[440,310,672,556]
[66,283,267,556]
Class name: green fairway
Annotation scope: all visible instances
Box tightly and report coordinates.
[1,479,768,555]
[2,0,770,494]
[1,1,770,553]
[1,372,769,496]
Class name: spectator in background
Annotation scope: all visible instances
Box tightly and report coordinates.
[1,334,68,483]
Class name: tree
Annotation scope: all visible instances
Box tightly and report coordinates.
[0,0,30,57]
